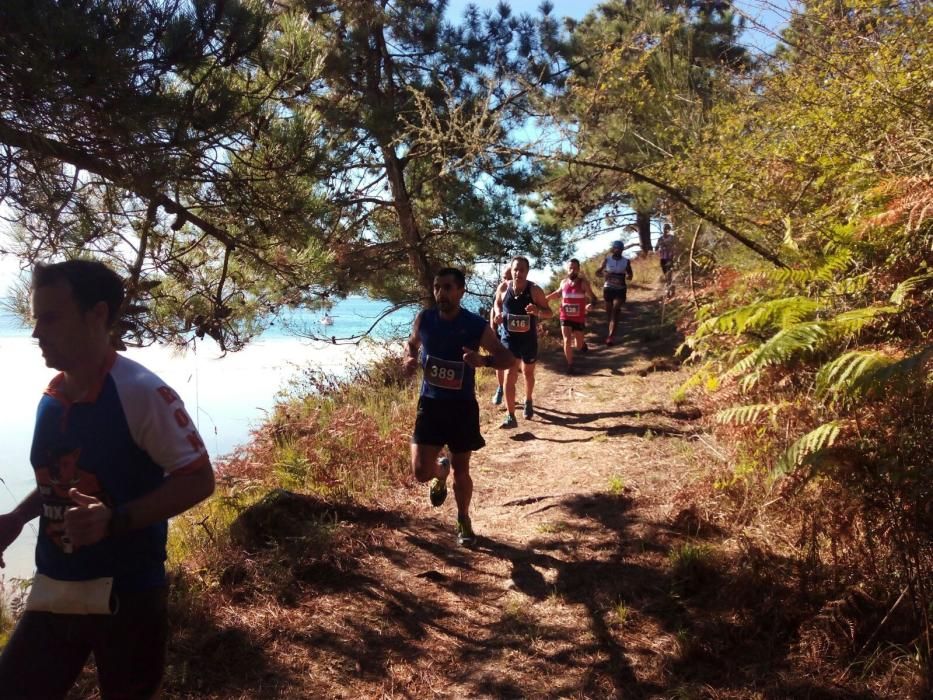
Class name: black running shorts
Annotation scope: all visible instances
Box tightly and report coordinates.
[604,286,627,303]
[412,396,485,453]
[501,334,538,364]
[560,319,585,331]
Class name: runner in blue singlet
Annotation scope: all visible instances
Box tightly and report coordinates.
[403,268,514,546]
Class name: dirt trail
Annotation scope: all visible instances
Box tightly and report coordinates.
[171,286,815,699]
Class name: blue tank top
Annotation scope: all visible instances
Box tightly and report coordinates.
[501,282,537,338]
[419,307,487,400]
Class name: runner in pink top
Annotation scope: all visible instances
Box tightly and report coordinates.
[546,259,598,374]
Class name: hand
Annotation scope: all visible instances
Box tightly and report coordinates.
[596,269,604,277]
[585,303,593,312]
[402,355,419,377]
[64,489,111,548]
[524,303,538,315]
[0,511,26,568]
[493,312,503,325]
[462,346,484,369]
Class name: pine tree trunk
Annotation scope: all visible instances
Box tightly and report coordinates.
[637,210,652,253]
[384,150,434,306]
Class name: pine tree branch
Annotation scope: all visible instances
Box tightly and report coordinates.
[506,145,787,268]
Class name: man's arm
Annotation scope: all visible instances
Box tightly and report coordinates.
[583,279,599,306]
[403,310,423,376]
[492,283,506,325]
[544,286,562,302]
[463,325,515,370]
[64,463,215,548]
[595,259,606,277]
[626,260,634,280]
[0,489,42,568]
[529,285,554,319]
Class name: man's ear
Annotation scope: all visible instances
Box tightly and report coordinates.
[90,300,111,328]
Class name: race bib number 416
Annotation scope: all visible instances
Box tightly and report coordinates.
[506,314,531,333]
[424,355,465,390]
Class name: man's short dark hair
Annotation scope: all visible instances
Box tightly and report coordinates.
[569,258,580,266]
[32,260,125,326]
[510,256,530,271]
[435,267,466,289]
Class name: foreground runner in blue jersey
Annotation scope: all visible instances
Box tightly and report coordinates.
[0,260,215,699]
[403,268,514,546]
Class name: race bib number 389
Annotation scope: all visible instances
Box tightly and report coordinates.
[424,355,465,390]
[506,314,532,333]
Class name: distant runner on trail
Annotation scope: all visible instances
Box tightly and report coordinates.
[657,224,675,277]
[493,256,554,428]
[403,268,514,546]
[657,224,676,296]
[489,266,512,406]
[0,260,215,699]
[546,258,598,374]
[595,240,634,345]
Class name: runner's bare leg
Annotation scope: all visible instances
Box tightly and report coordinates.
[450,451,473,520]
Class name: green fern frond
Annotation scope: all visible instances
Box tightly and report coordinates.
[673,364,714,400]
[715,402,789,425]
[775,421,843,475]
[828,305,897,334]
[739,369,763,392]
[850,347,933,396]
[830,272,871,297]
[693,297,823,340]
[725,342,758,365]
[890,271,933,305]
[815,350,895,401]
[768,250,853,287]
[729,322,831,375]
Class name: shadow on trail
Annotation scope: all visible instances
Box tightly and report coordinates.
[163,290,852,698]
[537,293,685,378]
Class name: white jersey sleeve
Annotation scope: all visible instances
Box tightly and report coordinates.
[109,354,210,475]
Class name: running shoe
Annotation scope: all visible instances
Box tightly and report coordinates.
[605,336,614,346]
[501,413,518,429]
[457,518,476,547]
[579,343,589,354]
[492,386,504,405]
[566,364,576,375]
[429,456,451,507]
[523,399,534,419]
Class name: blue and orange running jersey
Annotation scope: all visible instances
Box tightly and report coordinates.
[30,352,209,592]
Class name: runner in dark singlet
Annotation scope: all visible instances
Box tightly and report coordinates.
[492,256,553,428]
[403,268,514,546]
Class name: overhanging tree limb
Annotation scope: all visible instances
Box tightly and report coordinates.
[506,149,787,269]
[0,119,238,250]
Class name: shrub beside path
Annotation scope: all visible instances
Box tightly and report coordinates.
[156,284,849,699]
